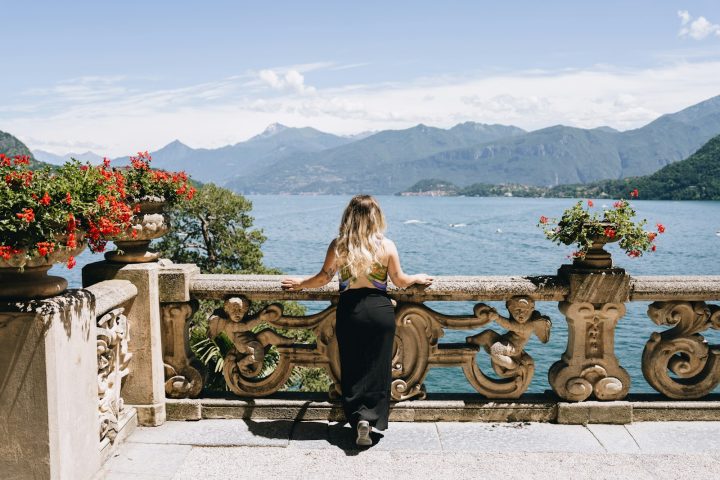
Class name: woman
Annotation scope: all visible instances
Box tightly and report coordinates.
[281,195,432,446]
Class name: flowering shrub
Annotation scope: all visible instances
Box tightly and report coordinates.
[0,154,133,269]
[122,151,195,203]
[538,191,665,259]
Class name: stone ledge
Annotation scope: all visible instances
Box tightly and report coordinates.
[99,408,138,464]
[166,394,720,424]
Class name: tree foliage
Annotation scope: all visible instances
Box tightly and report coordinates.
[155,183,272,274]
[154,183,331,393]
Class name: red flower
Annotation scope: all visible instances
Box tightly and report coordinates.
[656,223,665,234]
[539,215,549,224]
[647,232,657,241]
[587,200,594,207]
[16,208,35,223]
[13,155,30,165]
[36,242,55,257]
[66,233,77,249]
[66,256,76,269]
[604,227,616,239]
[571,251,584,258]
[651,245,657,252]
[0,154,10,167]
[186,187,196,200]
[65,192,72,204]
[630,188,639,198]
[613,200,625,209]
[103,157,111,168]
[67,214,77,233]
[39,192,51,206]
[0,245,22,260]
[628,250,641,258]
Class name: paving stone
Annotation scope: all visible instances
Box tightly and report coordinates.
[288,420,331,449]
[128,419,292,446]
[100,443,191,478]
[586,425,641,453]
[436,422,604,453]
[625,422,720,454]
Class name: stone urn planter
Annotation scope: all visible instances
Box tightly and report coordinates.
[105,197,169,264]
[0,239,86,300]
[571,222,620,270]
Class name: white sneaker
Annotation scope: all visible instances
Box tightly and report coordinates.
[356,420,372,446]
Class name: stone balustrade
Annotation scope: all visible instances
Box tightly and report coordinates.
[2,260,720,479]
[173,271,720,403]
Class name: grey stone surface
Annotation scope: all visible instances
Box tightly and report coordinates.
[100,420,720,480]
[625,421,720,454]
[127,419,293,446]
[436,422,604,453]
[96,443,192,479]
[172,447,720,480]
[85,279,137,317]
[630,275,720,301]
[158,264,200,303]
[189,274,569,302]
[586,424,641,453]
[557,401,633,424]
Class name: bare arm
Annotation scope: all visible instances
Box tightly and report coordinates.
[385,239,433,289]
[281,240,337,291]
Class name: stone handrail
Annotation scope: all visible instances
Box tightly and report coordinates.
[164,272,720,403]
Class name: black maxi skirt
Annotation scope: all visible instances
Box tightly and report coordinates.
[336,288,396,430]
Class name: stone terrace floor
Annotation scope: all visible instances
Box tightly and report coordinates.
[95,420,720,480]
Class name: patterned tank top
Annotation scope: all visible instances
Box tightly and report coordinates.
[338,262,389,292]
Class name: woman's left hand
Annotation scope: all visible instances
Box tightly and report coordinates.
[281,278,304,291]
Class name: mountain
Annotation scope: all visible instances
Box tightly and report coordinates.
[227,122,527,193]
[143,124,354,184]
[549,133,720,200]
[0,131,46,169]
[33,150,104,165]
[225,95,720,194]
[392,95,720,189]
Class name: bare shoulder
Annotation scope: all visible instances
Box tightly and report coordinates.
[382,237,398,256]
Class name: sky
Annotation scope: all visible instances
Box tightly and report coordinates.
[2,0,720,156]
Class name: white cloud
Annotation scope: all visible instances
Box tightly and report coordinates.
[3,60,720,156]
[678,11,720,40]
[258,69,316,95]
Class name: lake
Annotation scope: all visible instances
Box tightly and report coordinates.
[58,195,720,394]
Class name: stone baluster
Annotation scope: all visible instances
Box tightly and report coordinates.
[158,264,203,398]
[549,265,631,401]
[83,262,166,426]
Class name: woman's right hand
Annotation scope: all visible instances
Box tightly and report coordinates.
[281,278,304,291]
[412,273,433,286]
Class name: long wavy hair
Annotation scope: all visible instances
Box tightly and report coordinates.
[335,195,386,278]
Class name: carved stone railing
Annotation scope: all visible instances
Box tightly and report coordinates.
[86,280,137,445]
[178,273,720,402]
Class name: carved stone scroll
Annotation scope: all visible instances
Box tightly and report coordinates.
[642,301,720,399]
[390,303,445,400]
[161,301,205,398]
[549,302,630,401]
[465,296,551,398]
[97,308,132,443]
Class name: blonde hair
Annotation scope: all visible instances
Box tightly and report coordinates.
[335,195,387,278]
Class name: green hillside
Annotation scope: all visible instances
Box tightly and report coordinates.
[549,134,720,200]
[0,131,45,169]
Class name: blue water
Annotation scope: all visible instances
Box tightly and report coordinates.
[58,196,720,394]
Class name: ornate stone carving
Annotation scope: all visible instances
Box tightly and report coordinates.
[465,297,551,398]
[549,302,630,401]
[208,296,298,396]
[642,301,720,399]
[97,308,132,443]
[161,301,205,398]
[390,303,445,400]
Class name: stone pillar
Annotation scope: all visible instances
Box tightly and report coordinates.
[549,266,631,401]
[0,292,100,480]
[84,262,166,426]
[158,264,203,398]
